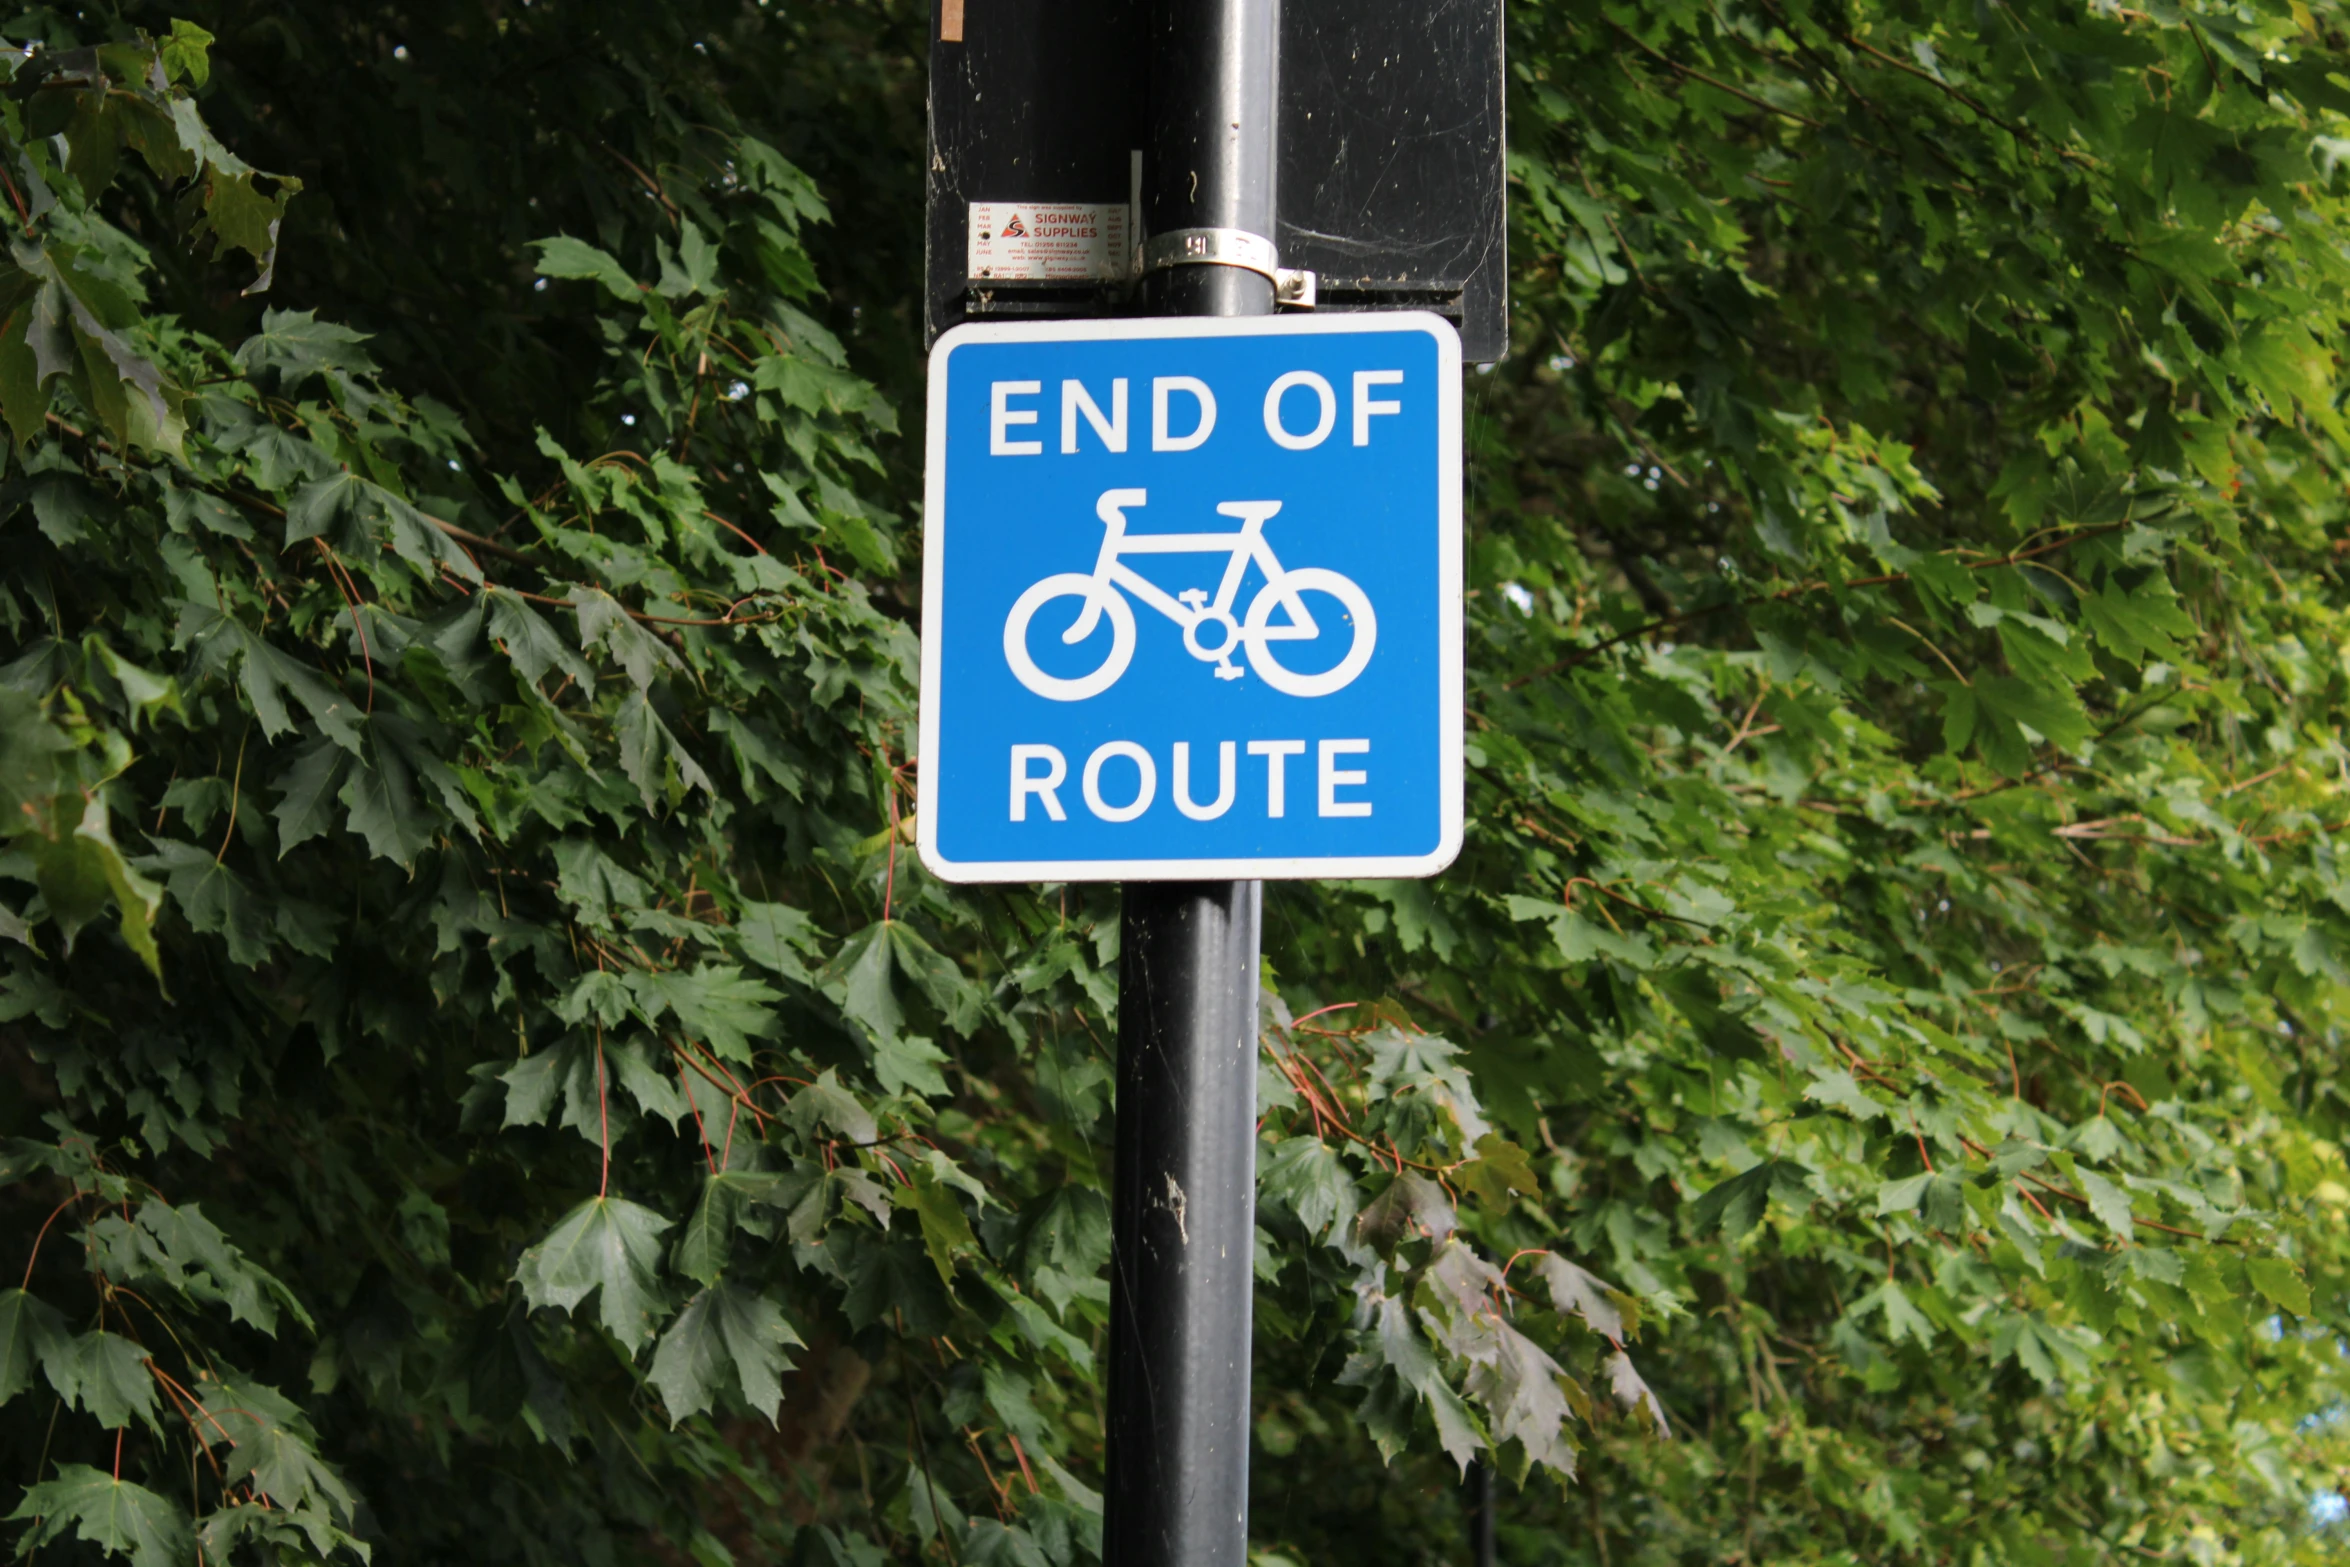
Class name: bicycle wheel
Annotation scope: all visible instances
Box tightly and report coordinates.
[1003,574,1136,701]
[1242,568,1378,697]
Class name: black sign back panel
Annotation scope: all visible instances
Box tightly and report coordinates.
[924,0,1507,361]
[923,0,1146,335]
[1275,3,1505,356]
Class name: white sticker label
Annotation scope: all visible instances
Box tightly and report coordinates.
[968,202,1133,283]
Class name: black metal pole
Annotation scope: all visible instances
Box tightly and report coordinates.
[1104,5,1278,1564]
[1107,882,1263,1566]
[1467,1457,1497,1567]
[1139,0,1279,318]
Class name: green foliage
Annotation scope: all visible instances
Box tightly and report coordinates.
[514,1195,675,1353]
[8,1466,191,1567]
[648,1281,803,1427]
[2,0,2349,1563]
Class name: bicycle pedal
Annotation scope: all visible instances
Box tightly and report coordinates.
[1215,665,1245,681]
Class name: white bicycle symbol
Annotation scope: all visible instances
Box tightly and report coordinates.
[1003,488,1377,702]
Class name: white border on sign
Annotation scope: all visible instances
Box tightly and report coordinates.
[916,312,1465,885]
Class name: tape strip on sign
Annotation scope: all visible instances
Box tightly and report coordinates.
[917,313,1464,883]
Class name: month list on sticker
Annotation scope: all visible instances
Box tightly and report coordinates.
[968,202,1133,282]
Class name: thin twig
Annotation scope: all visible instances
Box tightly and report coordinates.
[594,1020,612,1199]
[20,1192,81,1289]
[1506,520,2131,689]
[1838,30,2095,168]
[213,724,250,864]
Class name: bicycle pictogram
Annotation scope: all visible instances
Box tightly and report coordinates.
[1002,488,1378,702]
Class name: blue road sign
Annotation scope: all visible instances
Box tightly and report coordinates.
[917,314,1462,882]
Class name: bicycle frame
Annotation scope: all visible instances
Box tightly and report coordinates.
[1064,489,1318,648]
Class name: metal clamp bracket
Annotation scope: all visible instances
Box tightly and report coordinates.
[1135,227,1316,306]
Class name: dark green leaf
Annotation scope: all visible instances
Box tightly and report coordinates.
[0,1287,65,1404]
[514,1196,673,1352]
[7,1466,193,1567]
[43,1330,159,1430]
[675,1171,782,1286]
[192,1372,358,1549]
[628,964,778,1063]
[234,308,378,388]
[646,1283,801,1426]
[892,1164,978,1285]
[1687,1160,1811,1241]
[532,236,640,301]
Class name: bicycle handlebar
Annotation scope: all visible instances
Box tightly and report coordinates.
[1096,488,1150,528]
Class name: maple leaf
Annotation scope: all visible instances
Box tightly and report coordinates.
[514,1196,674,1352]
[647,1283,802,1426]
[8,1466,192,1567]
